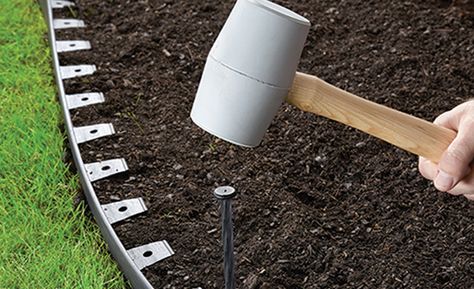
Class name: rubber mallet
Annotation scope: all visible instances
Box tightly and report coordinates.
[191,0,455,163]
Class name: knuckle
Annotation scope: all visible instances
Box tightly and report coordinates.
[445,146,467,164]
[464,100,474,111]
[462,115,474,130]
[440,145,470,177]
[434,112,450,125]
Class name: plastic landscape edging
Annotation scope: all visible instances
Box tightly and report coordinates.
[38,1,154,288]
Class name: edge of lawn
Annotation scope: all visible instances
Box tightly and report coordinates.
[0,1,127,287]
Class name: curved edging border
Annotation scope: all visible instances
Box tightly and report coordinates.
[38,1,163,288]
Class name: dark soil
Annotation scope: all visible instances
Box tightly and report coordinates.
[53,0,474,288]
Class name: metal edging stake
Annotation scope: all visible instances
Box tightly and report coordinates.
[214,186,236,289]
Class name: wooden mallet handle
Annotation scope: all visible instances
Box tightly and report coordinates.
[287,72,456,163]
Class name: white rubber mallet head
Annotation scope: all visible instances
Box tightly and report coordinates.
[190,0,310,147]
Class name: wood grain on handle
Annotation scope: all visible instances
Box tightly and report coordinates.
[287,72,456,163]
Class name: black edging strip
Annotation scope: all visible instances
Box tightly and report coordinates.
[38,1,154,288]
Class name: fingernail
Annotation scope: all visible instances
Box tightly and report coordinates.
[434,170,454,191]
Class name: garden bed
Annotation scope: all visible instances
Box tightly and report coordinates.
[55,0,473,288]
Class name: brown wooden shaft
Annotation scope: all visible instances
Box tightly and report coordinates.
[287,72,456,163]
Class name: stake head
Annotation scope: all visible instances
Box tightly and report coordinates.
[214,186,236,200]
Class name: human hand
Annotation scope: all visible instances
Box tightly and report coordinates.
[418,100,474,200]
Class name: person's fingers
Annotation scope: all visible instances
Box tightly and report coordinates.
[420,101,474,199]
[434,140,473,191]
[418,156,437,180]
[434,114,474,192]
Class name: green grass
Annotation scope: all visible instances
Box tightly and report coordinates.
[0,0,127,288]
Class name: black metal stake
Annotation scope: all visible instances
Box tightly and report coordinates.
[214,186,236,289]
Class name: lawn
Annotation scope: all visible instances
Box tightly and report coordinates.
[0,0,126,287]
